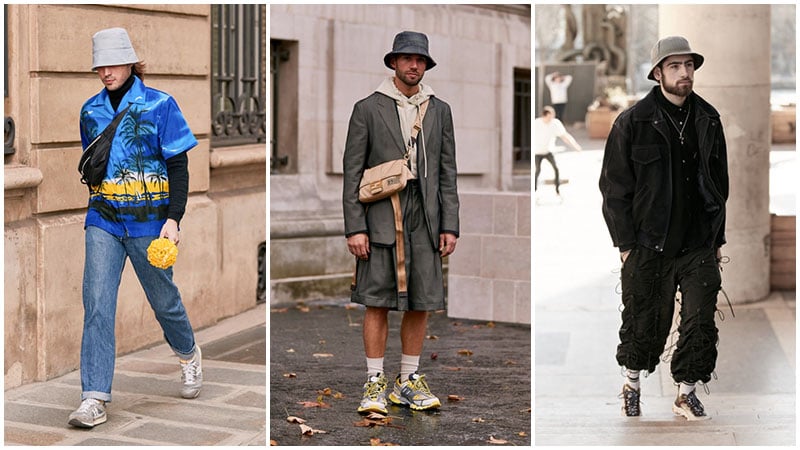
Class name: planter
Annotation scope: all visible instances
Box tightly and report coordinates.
[586,108,620,139]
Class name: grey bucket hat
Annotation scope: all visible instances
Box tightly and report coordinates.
[92,27,139,71]
[384,31,437,70]
[647,35,704,81]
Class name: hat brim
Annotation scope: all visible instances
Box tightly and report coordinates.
[647,53,704,80]
[384,52,437,70]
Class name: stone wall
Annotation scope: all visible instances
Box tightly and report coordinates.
[447,192,531,324]
[4,4,266,389]
[269,5,531,307]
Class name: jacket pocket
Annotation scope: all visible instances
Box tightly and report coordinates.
[631,145,662,165]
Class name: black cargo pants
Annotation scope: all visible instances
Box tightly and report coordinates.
[616,246,721,384]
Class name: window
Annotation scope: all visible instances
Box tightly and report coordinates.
[5,4,14,156]
[513,68,531,171]
[211,4,266,147]
[270,39,298,174]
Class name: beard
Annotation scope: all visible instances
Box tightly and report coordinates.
[395,69,423,87]
[661,77,693,98]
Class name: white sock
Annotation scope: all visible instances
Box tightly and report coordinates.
[626,369,640,390]
[366,357,384,379]
[400,354,420,381]
[679,382,695,396]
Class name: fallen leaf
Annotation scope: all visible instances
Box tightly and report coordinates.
[505,360,517,366]
[297,305,311,313]
[451,321,462,327]
[522,407,531,413]
[271,308,289,313]
[297,400,331,408]
[270,439,278,446]
[426,335,439,340]
[286,348,295,353]
[430,352,438,360]
[457,349,473,356]
[488,436,508,444]
[286,416,306,424]
[317,387,333,396]
[283,372,297,378]
[487,321,496,328]
[349,323,361,327]
[472,417,485,423]
[518,431,528,437]
[299,424,327,435]
[312,353,334,358]
[318,339,326,345]
[333,391,345,399]
[370,437,399,446]
[443,366,462,371]
[447,394,464,402]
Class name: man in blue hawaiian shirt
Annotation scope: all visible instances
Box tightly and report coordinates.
[69,27,202,428]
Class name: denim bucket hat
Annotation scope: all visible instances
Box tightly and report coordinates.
[92,27,139,71]
[647,35,704,81]
[384,31,437,70]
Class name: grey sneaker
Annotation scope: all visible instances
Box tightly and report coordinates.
[358,373,388,414]
[388,372,441,411]
[180,346,203,399]
[68,398,107,428]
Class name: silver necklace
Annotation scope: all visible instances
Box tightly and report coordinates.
[664,106,691,145]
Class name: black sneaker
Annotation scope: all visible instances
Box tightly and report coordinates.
[672,390,711,421]
[620,383,641,417]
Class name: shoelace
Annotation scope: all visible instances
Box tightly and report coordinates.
[684,392,705,415]
[409,374,433,395]
[181,358,199,384]
[77,399,102,414]
[621,388,640,416]
[364,377,387,400]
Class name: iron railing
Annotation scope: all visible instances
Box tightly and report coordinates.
[211,4,266,146]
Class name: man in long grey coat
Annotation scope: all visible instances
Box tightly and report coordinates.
[342,31,459,414]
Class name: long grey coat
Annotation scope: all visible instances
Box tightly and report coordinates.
[342,92,459,248]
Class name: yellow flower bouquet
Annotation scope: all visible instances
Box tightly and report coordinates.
[147,238,178,269]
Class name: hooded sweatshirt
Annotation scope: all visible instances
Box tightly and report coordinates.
[375,76,435,179]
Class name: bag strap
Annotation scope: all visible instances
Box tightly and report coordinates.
[404,99,429,160]
[104,104,131,136]
[350,191,408,296]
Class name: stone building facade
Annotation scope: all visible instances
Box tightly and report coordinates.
[4,4,266,389]
[270,5,531,324]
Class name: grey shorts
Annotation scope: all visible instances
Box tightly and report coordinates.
[351,182,445,311]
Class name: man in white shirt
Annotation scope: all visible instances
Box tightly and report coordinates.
[534,106,582,195]
[545,71,573,120]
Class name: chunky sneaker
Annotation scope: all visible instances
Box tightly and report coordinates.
[620,383,641,417]
[673,390,710,421]
[180,346,203,399]
[358,373,388,414]
[68,398,107,428]
[388,372,441,411]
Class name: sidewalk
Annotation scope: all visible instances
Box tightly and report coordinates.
[269,301,531,446]
[534,126,796,445]
[4,303,266,446]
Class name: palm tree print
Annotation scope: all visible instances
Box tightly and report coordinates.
[119,108,156,208]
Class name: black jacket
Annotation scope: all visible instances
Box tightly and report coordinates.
[599,86,729,253]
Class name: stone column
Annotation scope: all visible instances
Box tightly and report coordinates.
[659,5,772,302]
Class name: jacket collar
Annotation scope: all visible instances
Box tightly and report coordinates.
[633,85,719,122]
[90,75,148,109]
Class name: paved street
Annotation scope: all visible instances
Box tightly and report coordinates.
[4,303,266,446]
[534,126,796,445]
[269,301,531,446]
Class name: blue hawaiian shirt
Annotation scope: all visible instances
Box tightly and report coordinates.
[79,76,197,238]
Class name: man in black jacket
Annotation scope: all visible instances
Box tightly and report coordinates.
[599,36,729,420]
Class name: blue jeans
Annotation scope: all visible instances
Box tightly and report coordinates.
[80,226,196,402]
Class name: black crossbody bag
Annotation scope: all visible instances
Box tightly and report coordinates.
[78,104,131,186]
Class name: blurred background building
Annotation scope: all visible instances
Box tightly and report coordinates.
[4,4,266,389]
[270,4,532,324]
